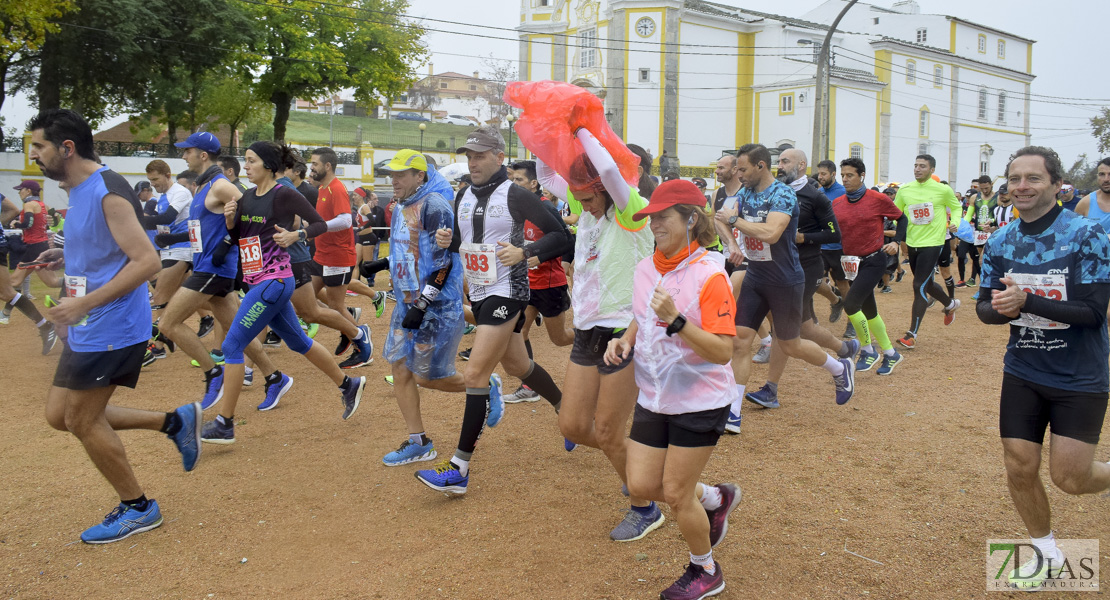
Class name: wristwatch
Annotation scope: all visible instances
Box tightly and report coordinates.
[298,229,307,241]
[665,314,687,337]
[727,215,739,226]
[413,296,430,311]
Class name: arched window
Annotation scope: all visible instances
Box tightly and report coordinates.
[919,108,930,137]
[906,60,917,84]
[977,88,988,120]
[997,92,1007,124]
[977,34,987,53]
[997,39,1006,58]
[849,143,863,160]
[933,65,943,88]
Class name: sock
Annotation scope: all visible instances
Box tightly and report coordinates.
[216,414,233,427]
[697,483,723,510]
[730,385,746,413]
[10,292,44,323]
[945,277,955,299]
[846,311,872,347]
[339,375,352,391]
[946,298,958,310]
[244,366,253,377]
[353,327,364,341]
[520,361,562,407]
[630,501,656,516]
[450,452,470,476]
[409,432,429,446]
[121,495,150,512]
[457,390,490,455]
[524,339,533,360]
[206,366,222,380]
[760,335,771,346]
[866,315,893,352]
[160,411,182,435]
[823,354,845,375]
[265,371,282,384]
[690,551,715,574]
[884,348,897,357]
[1031,532,1062,563]
[764,381,778,395]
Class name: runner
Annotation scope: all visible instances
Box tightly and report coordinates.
[957,175,996,287]
[1070,157,1110,231]
[413,126,567,496]
[976,146,1110,590]
[813,159,853,338]
[6,179,63,304]
[29,108,201,544]
[200,141,368,444]
[0,193,57,353]
[715,143,856,431]
[830,157,907,375]
[142,160,193,362]
[892,155,963,349]
[602,179,741,600]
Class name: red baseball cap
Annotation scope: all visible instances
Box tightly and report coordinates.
[633,179,706,221]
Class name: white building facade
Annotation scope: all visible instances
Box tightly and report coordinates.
[517,0,1034,186]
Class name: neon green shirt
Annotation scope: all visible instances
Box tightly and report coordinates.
[893,179,962,248]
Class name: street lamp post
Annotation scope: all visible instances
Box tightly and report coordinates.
[418,122,426,153]
[810,0,858,165]
[506,113,516,158]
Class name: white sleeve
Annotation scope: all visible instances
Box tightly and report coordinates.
[536,157,569,201]
[325,212,352,232]
[167,184,192,212]
[575,129,631,210]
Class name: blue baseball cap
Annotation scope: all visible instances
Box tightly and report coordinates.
[174,131,221,154]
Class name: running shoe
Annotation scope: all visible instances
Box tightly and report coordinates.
[384,291,396,302]
[832,357,856,405]
[971,291,980,301]
[564,438,578,452]
[926,297,937,309]
[967,277,976,287]
[855,347,880,372]
[149,346,167,361]
[341,376,366,420]
[300,319,319,339]
[503,384,540,404]
[838,339,860,360]
[955,280,967,288]
[151,324,175,352]
[142,345,157,368]
[80,501,163,544]
[168,402,202,472]
[372,291,386,318]
[0,311,8,325]
[415,460,468,495]
[895,270,905,282]
[345,290,359,297]
[383,439,437,466]
[880,285,893,294]
[263,331,282,348]
[200,418,235,444]
[340,325,374,369]
[190,350,225,368]
[258,373,293,411]
[196,314,214,338]
[334,333,352,356]
[347,306,362,322]
[897,334,916,349]
[458,347,472,361]
[1008,551,1065,591]
[610,503,665,542]
[751,341,771,364]
[943,298,961,326]
[659,562,725,600]
[486,374,504,427]
[829,300,844,323]
[242,367,253,387]
[462,324,476,335]
[724,410,741,434]
[745,384,779,409]
[843,323,856,340]
[201,367,224,410]
[876,350,904,376]
[707,483,741,548]
[40,323,58,355]
[535,313,543,327]
[384,375,394,386]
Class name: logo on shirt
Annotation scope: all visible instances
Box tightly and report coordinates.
[488,205,505,218]
[474,206,484,216]
[491,305,509,319]
[717,301,732,319]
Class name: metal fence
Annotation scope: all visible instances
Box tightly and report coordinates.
[0,137,24,153]
[84,141,356,164]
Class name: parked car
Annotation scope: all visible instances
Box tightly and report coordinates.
[394,111,430,122]
[131,150,157,157]
[440,115,474,126]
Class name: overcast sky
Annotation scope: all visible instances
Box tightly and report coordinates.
[4,0,1103,165]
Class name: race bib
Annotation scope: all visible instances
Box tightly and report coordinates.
[1007,272,1069,330]
[907,202,934,225]
[322,265,350,277]
[238,236,263,275]
[156,225,170,235]
[840,255,860,281]
[740,230,771,262]
[188,220,203,253]
[974,230,991,245]
[65,275,89,326]
[394,255,418,292]
[460,243,498,286]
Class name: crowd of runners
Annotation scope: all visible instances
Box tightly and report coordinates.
[4,101,1109,598]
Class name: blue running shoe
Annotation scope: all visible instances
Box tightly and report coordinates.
[341,376,366,420]
[340,325,374,369]
[201,419,235,444]
[971,290,980,301]
[415,460,468,495]
[610,503,665,542]
[383,439,437,466]
[258,373,293,411]
[564,438,578,452]
[724,410,741,434]
[876,350,904,376]
[486,373,504,428]
[745,384,780,409]
[168,402,202,471]
[839,339,861,360]
[833,357,856,405]
[855,347,880,372]
[201,367,224,410]
[80,501,163,544]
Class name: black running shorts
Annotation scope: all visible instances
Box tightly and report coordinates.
[160,258,193,271]
[52,341,146,390]
[291,260,314,289]
[471,295,527,332]
[313,261,354,288]
[570,326,632,375]
[937,238,953,268]
[182,271,235,297]
[736,278,804,341]
[821,248,847,282]
[801,256,824,323]
[629,404,730,449]
[999,372,1108,445]
[528,285,571,318]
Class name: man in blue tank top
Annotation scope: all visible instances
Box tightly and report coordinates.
[28,109,203,544]
[978,146,1110,590]
[1074,157,1110,234]
[157,132,287,412]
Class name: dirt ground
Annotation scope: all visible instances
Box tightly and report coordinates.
[1,275,1107,600]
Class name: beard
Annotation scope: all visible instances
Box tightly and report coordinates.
[36,158,64,181]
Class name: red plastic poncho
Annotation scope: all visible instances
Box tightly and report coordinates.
[504,80,640,192]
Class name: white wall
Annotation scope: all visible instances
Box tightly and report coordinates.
[674,21,738,165]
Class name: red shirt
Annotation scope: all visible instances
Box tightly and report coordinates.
[831,190,903,257]
[524,218,568,289]
[313,178,357,267]
[21,199,49,244]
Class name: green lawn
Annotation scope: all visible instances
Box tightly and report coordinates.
[284,111,490,150]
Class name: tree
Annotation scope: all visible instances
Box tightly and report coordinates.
[1064,153,1098,191]
[245,0,427,142]
[196,73,272,148]
[1091,107,1110,155]
[476,55,516,127]
[408,76,441,118]
[0,0,74,144]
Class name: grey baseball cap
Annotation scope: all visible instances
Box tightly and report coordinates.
[456,125,506,154]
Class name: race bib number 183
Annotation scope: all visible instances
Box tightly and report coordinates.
[460,243,498,286]
[1007,272,1069,330]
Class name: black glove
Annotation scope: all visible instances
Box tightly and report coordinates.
[142,215,158,230]
[154,232,188,248]
[401,300,428,330]
[360,257,390,279]
[212,238,233,267]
